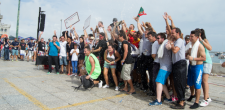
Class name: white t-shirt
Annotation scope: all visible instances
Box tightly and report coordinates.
[59,41,67,57]
[152,41,160,63]
[70,49,79,61]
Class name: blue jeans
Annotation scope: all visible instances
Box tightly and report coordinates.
[71,61,78,73]
[4,49,9,60]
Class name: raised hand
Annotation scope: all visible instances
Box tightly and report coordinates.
[73,27,75,30]
[70,25,72,29]
[90,27,93,31]
[142,21,146,27]
[168,15,172,21]
[54,30,56,35]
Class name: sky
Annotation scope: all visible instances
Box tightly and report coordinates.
[1,0,225,51]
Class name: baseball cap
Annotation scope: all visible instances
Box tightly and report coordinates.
[113,18,118,22]
[185,35,190,39]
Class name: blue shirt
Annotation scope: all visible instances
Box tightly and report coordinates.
[12,41,20,50]
[27,42,35,51]
[49,42,60,56]
[4,41,10,49]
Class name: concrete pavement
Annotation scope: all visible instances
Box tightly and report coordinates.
[0,59,225,110]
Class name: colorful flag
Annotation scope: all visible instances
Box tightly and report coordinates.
[137,7,147,17]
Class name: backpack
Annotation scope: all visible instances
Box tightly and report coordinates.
[72,75,94,91]
[130,43,140,58]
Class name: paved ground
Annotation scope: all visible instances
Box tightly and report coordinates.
[0,59,225,110]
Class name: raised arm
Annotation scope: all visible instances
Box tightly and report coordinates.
[200,37,212,51]
[73,27,79,40]
[146,22,156,33]
[90,27,95,38]
[168,15,175,29]
[163,12,172,35]
[134,17,143,36]
[38,32,43,42]
[65,31,68,40]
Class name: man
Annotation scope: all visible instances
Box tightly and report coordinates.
[147,31,159,96]
[169,28,187,109]
[27,39,35,62]
[187,30,206,109]
[91,32,108,82]
[3,38,10,61]
[59,32,68,74]
[84,46,102,87]
[119,30,135,94]
[11,38,19,61]
[47,34,60,74]
[19,39,26,61]
[37,32,46,56]
[149,33,172,106]
[135,17,153,91]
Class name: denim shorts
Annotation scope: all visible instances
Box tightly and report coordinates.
[104,62,116,69]
[59,56,67,65]
[203,63,212,74]
[12,49,18,55]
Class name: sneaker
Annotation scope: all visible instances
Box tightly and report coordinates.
[207,98,212,102]
[98,80,103,88]
[47,72,51,74]
[74,73,78,76]
[149,99,162,106]
[56,72,59,75]
[115,86,119,91]
[187,95,196,102]
[103,84,109,88]
[70,74,75,76]
[200,100,209,107]
[172,96,178,102]
[164,97,173,102]
[190,103,199,109]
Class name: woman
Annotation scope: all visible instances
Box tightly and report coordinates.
[198,29,212,107]
[78,37,85,76]
[66,37,74,75]
[102,45,121,91]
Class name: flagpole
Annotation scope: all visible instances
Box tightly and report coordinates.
[16,0,21,39]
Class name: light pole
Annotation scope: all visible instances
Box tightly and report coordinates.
[16,0,21,39]
[60,19,62,37]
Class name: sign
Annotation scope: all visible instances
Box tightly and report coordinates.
[64,12,80,29]
[83,15,91,30]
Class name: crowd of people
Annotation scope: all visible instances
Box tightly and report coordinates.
[0,12,214,109]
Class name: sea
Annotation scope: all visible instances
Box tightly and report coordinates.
[210,53,225,64]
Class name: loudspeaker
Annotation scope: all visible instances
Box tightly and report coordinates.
[39,14,46,31]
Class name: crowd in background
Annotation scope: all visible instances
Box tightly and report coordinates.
[0,12,214,109]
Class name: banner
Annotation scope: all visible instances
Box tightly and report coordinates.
[64,12,80,29]
[83,15,91,30]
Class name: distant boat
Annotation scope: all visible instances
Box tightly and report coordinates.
[211,55,214,58]
[218,54,225,59]
[215,52,223,56]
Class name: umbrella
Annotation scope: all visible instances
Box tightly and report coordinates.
[1,34,8,38]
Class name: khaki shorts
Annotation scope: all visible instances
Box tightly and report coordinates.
[121,64,132,80]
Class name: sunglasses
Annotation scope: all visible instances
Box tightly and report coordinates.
[157,38,160,39]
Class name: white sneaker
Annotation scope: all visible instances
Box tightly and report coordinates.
[207,98,212,102]
[200,100,209,107]
[103,84,109,88]
[98,80,103,88]
[115,86,119,91]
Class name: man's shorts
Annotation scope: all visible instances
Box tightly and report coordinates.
[12,49,18,55]
[203,63,212,74]
[38,51,45,56]
[121,64,132,80]
[155,69,171,85]
[187,64,203,89]
[28,51,34,57]
[59,56,68,65]
[20,50,26,56]
[104,61,116,69]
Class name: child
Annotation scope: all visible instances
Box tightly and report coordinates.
[70,43,79,76]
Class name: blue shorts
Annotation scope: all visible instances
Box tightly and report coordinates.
[155,69,171,85]
[187,64,203,89]
[59,56,67,65]
[12,49,18,55]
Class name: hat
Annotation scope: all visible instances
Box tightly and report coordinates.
[185,35,190,39]
[113,18,117,22]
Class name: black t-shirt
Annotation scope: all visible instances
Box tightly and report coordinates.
[20,43,26,50]
[38,42,45,52]
[99,40,107,59]
[121,40,133,64]
[66,42,74,57]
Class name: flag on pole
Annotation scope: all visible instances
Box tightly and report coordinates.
[137,7,147,17]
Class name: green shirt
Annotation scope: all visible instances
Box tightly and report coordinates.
[85,53,101,79]
[201,42,212,64]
